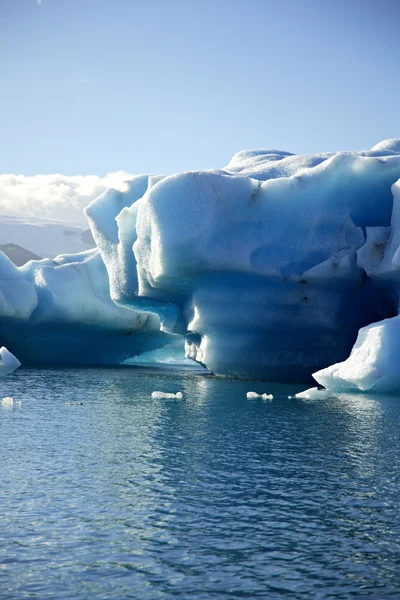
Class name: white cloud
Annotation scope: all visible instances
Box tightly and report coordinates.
[0,172,135,226]
[36,0,42,5]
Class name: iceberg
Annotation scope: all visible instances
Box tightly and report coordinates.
[85,139,400,380]
[313,317,400,393]
[295,387,330,399]
[313,174,400,394]
[2,139,400,382]
[0,249,173,365]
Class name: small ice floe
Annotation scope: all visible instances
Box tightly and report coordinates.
[246,392,273,400]
[151,391,183,399]
[0,347,21,377]
[64,402,83,406]
[2,396,14,407]
[295,387,328,399]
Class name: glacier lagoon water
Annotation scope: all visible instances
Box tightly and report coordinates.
[1,367,400,600]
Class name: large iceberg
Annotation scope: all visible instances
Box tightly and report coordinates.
[2,139,400,383]
[85,139,400,380]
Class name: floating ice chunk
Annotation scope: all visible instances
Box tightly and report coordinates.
[295,387,328,399]
[151,391,183,399]
[0,346,21,376]
[64,402,83,406]
[1,396,14,406]
[313,315,400,393]
[247,391,273,399]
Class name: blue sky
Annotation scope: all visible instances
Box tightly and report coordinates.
[1,0,399,175]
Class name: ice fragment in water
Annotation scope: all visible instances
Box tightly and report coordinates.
[1,396,14,406]
[151,391,183,399]
[295,387,329,399]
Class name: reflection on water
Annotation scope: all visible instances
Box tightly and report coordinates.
[1,367,400,599]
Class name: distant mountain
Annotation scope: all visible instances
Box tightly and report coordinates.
[0,243,41,266]
[0,215,95,265]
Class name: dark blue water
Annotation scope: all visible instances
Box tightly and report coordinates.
[1,367,400,599]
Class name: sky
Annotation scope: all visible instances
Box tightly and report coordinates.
[1,0,399,176]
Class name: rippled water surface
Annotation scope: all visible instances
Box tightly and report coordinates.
[1,367,400,599]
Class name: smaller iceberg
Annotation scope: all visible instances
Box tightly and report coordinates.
[0,249,173,366]
[295,387,330,399]
[0,346,21,376]
[313,316,400,393]
[151,391,183,399]
[246,392,273,400]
